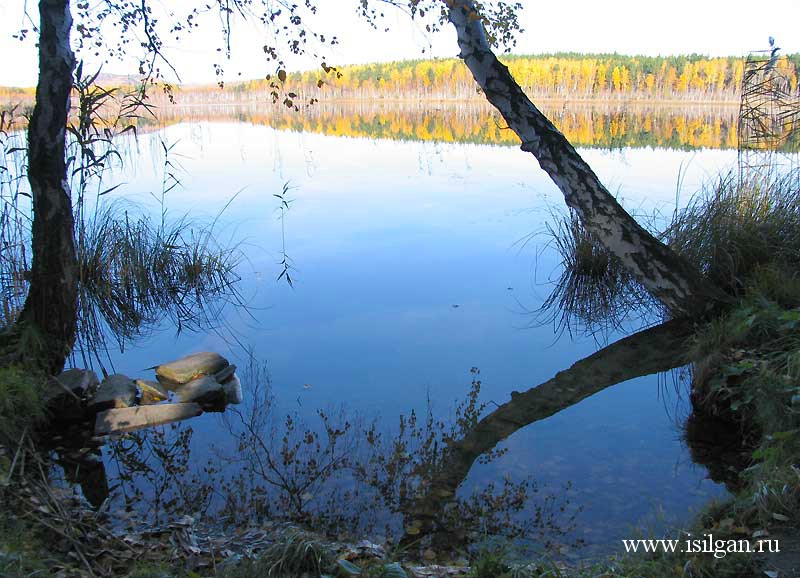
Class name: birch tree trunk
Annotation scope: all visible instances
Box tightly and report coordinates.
[447,1,720,316]
[17,0,77,374]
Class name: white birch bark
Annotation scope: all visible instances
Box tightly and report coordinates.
[447,1,719,315]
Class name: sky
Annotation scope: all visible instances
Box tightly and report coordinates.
[1,0,798,87]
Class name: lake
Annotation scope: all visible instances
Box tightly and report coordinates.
[82,102,742,557]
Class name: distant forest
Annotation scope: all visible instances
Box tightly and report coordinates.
[2,53,799,105]
[224,53,800,103]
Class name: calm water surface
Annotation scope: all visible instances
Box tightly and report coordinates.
[97,106,739,553]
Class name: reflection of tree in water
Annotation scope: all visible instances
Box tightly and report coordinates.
[98,317,701,556]
[102,359,581,554]
[684,409,752,493]
[348,367,579,551]
[398,319,695,548]
[106,424,220,526]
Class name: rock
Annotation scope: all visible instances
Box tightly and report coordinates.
[156,352,229,387]
[89,374,138,412]
[136,379,169,404]
[408,566,447,578]
[408,565,469,577]
[176,375,225,408]
[55,368,99,397]
[214,364,237,383]
[222,374,243,405]
[94,403,204,435]
[45,368,99,422]
[345,540,387,560]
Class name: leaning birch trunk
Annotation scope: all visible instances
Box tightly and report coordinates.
[18,0,77,374]
[447,1,719,316]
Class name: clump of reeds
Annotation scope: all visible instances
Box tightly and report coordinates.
[541,168,800,334]
[664,169,800,296]
[223,529,335,578]
[0,107,31,330]
[74,204,243,368]
[0,69,246,371]
[539,210,653,335]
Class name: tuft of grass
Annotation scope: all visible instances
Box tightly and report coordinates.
[0,107,30,332]
[468,545,513,578]
[222,529,335,578]
[74,202,243,368]
[542,169,800,335]
[0,71,245,372]
[0,516,50,578]
[665,169,800,297]
[690,287,800,429]
[0,366,45,445]
[540,210,653,335]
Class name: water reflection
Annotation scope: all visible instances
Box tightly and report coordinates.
[83,317,698,559]
[143,101,743,151]
[45,112,735,556]
[398,319,693,546]
[97,359,583,556]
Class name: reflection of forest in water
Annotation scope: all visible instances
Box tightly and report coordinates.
[146,101,745,150]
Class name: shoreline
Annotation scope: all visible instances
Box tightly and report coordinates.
[1,92,743,107]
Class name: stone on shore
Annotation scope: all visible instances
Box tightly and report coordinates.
[214,364,237,384]
[45,368,99,421]
[222,374,243,405]
[176,375,225,407]
[156,352,229,387]
[54,368,99,397]
[136,379,169,404]
[89,374,138,412]
[94,403,204,436]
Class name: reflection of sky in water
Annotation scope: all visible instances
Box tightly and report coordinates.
[104,122,735,551]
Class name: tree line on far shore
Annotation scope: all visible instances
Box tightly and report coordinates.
[3,52,798,106]
[227,52,800,102]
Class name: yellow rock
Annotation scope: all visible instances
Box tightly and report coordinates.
[155,352,229,386]
[136,380,169,404]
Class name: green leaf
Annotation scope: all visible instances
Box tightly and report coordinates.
[723,362,754,376]
[336,559,362,575]
[381,562,408,578]
[779,310,800,322]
